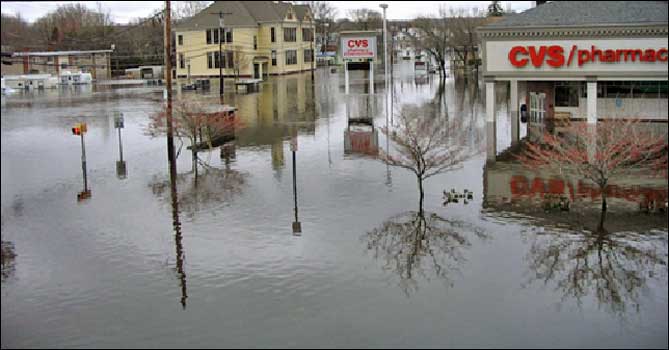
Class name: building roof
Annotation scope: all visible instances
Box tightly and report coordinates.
[12,49,114,57]
[174,1,258,30]
[174,1,312,31]
[481,1,668,29]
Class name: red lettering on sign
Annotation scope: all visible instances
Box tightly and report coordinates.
[545,45,564,67]
[528,46,547,67]
[509,46,528,67]
[347,39,369,48]
[508,45,667,67]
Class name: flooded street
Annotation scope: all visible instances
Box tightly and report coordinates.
[2,65,667,348]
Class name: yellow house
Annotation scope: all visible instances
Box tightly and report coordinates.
[174,1,315,79]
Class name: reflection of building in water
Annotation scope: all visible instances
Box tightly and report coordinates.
[484,161,668,211]
[344,125,378,156]
[1,240,17,282]
[483,160,668,232]
[234,73,316,149]
[272,139,285,177]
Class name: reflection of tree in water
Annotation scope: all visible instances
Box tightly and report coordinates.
[1,240,17,282]
[364,210,487,296]
[150,166,248,218]
[525,228,668,315]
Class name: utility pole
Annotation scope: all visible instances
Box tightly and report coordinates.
[164,0,175,169]
[211,10,232,99]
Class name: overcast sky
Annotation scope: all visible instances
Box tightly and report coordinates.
[2,1,534,23]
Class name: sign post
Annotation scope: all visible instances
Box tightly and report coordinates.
[341,32,377,96]
[72,122,91,201]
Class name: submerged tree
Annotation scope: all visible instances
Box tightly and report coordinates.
[380,103,481,212]
[147,96,244,170]
[516,119,667,233]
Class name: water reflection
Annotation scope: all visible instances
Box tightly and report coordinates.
[483,160,668,234]
[150,162,247,219]
[366,82,487,295]
[169,155,188,309]
[364,210,486,296]
[1,240,17,282]
[524,227,668,315]
[291,136,301,236]
[115,115,127,179]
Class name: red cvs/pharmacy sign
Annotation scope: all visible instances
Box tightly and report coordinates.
[341,36,377,59]
[509,45,668,68]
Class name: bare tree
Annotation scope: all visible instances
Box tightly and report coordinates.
[380,103,482,212]
[231,46,252,80]
[299,1,337,53]
[172,1,211,20]
[446,8,486,73]
[409,6,451,79]
[516,119,668,233]
[347,8,382,30]
[147,96,244,170]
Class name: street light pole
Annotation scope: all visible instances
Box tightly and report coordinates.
[219,13,224,97]
[380,4,389,130]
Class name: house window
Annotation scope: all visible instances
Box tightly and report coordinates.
[271,50,277,66]
[179,53,185,69]
[302,28,313,42]
[227,51,234,69]
[178,35,183,46]
[226,29,233,43]
[254,36,257,50]
[286,50,297,65]
[206,29,212,44]
[271,27,275,42]
[284,28,296,42]
[304,49,312,63]
[208,52,220,69]
[213,28,219,43]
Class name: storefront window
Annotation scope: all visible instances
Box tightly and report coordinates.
[555,82,584,107]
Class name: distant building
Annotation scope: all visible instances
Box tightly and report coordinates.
[174,1,316,79]
[1,49,113,80]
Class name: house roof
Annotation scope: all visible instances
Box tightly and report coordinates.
[480,1,668,29]
[174,1,312,31]
[175,1,259,30]
[293,5,311,22]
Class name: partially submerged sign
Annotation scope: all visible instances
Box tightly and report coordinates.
[341,31,377,61]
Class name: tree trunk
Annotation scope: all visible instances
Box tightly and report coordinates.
[418,176,425,215]
[597,192,608,234]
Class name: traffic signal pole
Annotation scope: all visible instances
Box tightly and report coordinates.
[80,131,87,192]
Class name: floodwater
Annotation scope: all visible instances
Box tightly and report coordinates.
[1,64,667,348]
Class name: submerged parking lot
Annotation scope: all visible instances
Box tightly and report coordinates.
[1,66,667,348]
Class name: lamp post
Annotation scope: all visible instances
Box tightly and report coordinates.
[219,13,224,97]
[380,4,389,134]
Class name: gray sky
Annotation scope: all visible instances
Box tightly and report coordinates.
[1,1,534,23]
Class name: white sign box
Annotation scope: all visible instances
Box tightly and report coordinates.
[341,36,377,59]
